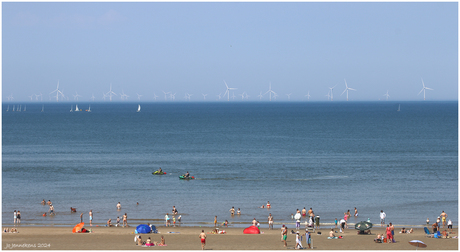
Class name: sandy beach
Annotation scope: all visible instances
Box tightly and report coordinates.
[2,225,458,250]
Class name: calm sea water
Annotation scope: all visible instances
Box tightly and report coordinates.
[2,102,458,228]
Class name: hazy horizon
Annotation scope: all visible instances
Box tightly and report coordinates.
[3,2,458,102]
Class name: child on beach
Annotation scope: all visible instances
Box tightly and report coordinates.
[335,218,338,228]
[173,216,176,227]
[116,216,120,227]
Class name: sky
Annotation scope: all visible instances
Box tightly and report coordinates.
[2,2,458,102]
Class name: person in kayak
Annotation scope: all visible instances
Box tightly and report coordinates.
[184,171,190,178]
[156,168,163,173]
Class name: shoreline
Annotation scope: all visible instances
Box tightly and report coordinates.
[2,226,458,250]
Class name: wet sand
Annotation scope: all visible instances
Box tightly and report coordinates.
[2,226,458,250]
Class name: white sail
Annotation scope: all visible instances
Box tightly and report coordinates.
[75,104,79,111]
[397,104,400,112]
[6,105,9,112]
[41,105,44,112]
[137,104,141,112]
[70,105,73,112]
[87,105,91,112]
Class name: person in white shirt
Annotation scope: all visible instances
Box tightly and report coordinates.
[379,210,386,225]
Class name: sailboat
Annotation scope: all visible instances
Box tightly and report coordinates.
[137,104,141,112]
[70,105,73,112]
[41,105,44,112]
[397,104,400,112]
[24,105,26,112]
[75,104,79,112]
[12,105,15,112]
[6,105,9,112]
[87,105,91,112]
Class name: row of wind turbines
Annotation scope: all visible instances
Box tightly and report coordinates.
[6,78,434,102]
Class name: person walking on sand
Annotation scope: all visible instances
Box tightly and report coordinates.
[13,210,17,224]
[268,213,274,230]
[441,211,448,228]
[214,216,217,227]
[282,225,288,247]
[123,213,127,227]
[280,225,285,242]
[380,210,386,226]
[89,210,93,226]
[295,211,301,230]
[447,219,453,232]
[295,231,303,249]
[80,213,83,223]
[199,230,207,250]
[305,230,311,249]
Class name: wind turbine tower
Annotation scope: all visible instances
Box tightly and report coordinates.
[49,81,65,102]
[264,82,277,101]
[223,81,237,101]
[105,84,117,101]
[341,79,356,101]
[328,85,337,101]
[383,90,390,101]
[418,78,433,100]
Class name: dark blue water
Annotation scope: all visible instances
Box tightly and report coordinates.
[2,102,457,228]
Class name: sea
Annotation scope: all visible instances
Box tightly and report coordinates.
[2,101,458,228]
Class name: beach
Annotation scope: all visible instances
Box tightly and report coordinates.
[2,226,458,250]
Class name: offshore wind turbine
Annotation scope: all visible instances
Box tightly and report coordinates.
[286,93,292,100]
[153,93,159,101]
[222,80,237,101]
[7,94,14,101]
[418,78,433,100]
[232,92,236,100]
[257,92,263,100]
[326,91,331,101]
[216,93,222,100]
[90,93,95,101]
[49,81,65,102]
[28,95,34,101]
[238,92,245,100]
[136,93,143,101]
[264,82,277,101]
[73,92,82,101]
[202,94,208,100]
[162,91,170,101]
[383,90,390,101]
[305,91,311,100]
[328,85,337,101]
[105,84,117,101]
[341,79,356,101]
[120,90,129,101]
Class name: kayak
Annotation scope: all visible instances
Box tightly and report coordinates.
[152,171,167,175]
[179,175,195,180]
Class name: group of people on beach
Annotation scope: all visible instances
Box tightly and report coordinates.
[135,234,165,247]
[13,210,21,224]
[164,206,182,227]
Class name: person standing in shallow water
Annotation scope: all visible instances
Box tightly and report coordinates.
[89,210,93,226]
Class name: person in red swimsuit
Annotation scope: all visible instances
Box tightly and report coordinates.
[199,230,207,250]
[386,224,393,243]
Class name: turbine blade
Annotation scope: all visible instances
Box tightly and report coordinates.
[425,87,433,90]
[417,89,424,95]
[341,89,347,95]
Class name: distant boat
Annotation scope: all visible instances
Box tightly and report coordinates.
[87,105,91,112]
[137,104,141,112]
[41,105,44,112]
[23,105,26,112]
[75,104,79,112]
[70,105,73,112]
[397,104,400,112]
[12,105,15,112]
[6,105,9,112]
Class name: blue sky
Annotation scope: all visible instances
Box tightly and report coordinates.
[2,2,458,102]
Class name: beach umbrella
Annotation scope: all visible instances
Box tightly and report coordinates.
[409,240,427,250]
[354,221,372,230]
[72,222,85,233]
[136,224,151,234]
